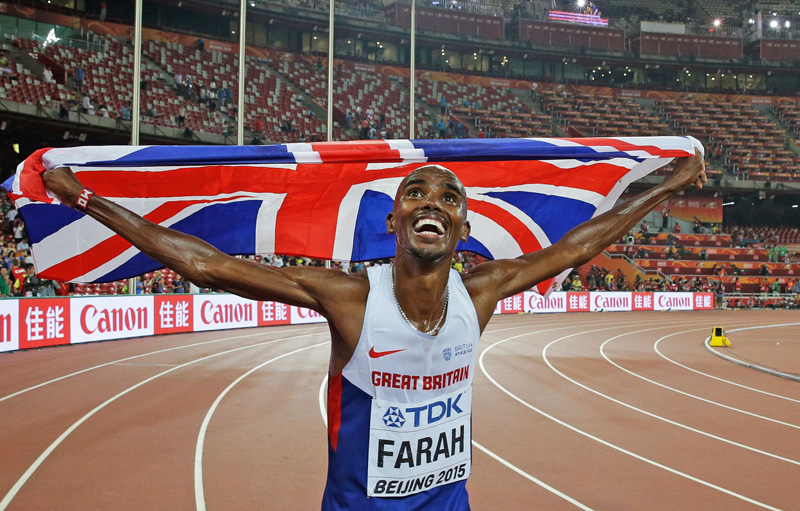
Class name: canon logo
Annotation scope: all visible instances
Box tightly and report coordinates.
[528,295,564,309]
[594,295,630,308]
[201,301,253,324]
[81,305,148,334]
[0,314,10,342]
[657,295,691,308]
[296,307,322,319]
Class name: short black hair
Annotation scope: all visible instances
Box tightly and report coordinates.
[400,165,468,214]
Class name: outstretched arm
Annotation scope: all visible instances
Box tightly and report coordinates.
[42,167,368,315]
[464,150,706,321]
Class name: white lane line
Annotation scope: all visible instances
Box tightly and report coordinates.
[655,323,800,404]
[481,325,785,511]
[112,362,181,367]
[471,441,594,511]
[0,326,324,404]
[599,324,800,429]
[313,322,660,511]
[543,325,800,466]
[195,341,330,511]
[319,374,329,429]
[704,323,800,383]
[0,331,321,511]
[314,372,595,511]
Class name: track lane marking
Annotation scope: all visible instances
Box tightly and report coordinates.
[481,323,785,511]
[195,341,330,511]
[543,324,800,466]
[655,323,800,404]
[0,326,325,404]
[703,323,800,383]
[599,324,800,429]
[0,331,322,511]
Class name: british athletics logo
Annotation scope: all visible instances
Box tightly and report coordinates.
[5,137,702,296]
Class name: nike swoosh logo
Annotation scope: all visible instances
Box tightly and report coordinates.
[369,347,407,358]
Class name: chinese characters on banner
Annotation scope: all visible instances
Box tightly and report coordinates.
[0,291,715,353]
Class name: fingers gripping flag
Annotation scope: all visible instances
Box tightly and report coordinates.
[4,137,702,294]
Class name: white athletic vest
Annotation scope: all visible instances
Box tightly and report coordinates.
[324,264,480,508]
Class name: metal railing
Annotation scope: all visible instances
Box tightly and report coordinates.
[0,23,109,54]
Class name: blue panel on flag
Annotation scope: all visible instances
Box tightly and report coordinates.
[97,200,263,281]
[456,237,492,259]
[168,201,260,253]
[20,203,83,244]
[97,251,165,282]
[412,139,614,162]
[87,145,298,167]
[484,191,596,243]
[351,190,395,261]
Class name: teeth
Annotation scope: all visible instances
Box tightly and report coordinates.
[414,218,444,234]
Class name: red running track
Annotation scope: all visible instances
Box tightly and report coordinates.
[0,310,798,510]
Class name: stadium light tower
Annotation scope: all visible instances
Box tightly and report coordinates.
[131,0,143,145]
[327,0,334,141]
[237,0,247,145]
[410,0,417,139]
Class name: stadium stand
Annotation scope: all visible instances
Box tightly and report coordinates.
[16,36,164,120]
[543,88,669,137]
[657,97,800,182]
[0,0,797,308]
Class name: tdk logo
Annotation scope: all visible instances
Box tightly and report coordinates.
[383,407,406,428]
[442,347,452,361]
[405,393,464,428]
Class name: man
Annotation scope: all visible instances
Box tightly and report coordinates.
[22,263,41,297]
[42,151,705,510]
[10,258,25,296]
[0,266,10,297]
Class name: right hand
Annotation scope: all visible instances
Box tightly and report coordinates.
[669,149,707,190]
[42,166,85,209]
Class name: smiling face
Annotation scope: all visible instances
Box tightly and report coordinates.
[387,165,470,263]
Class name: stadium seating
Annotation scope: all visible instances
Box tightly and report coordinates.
[17,36,163,118]
[543,88,670,137]
[0,52,65,108]
[775,102,800,137]
[657,97,800,182]
[601,228,799,294]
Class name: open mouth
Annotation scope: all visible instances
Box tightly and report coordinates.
[413,217,445,237]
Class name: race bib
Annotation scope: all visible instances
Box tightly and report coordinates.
[367,386,472,497]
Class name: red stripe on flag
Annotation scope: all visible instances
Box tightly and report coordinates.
[72,160,634,201]
[467,198,543,254]
[564,138,693,158]
[310,140,404,163]
[455,160,633,196]
[19,148,55,204]
[536,278,556,296]
[38,197,245,281]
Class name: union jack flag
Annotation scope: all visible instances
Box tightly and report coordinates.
[4,137,701,294]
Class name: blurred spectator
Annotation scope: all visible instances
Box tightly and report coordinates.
[170,274,186,293]
[75,66,84,89]
[0,267,10,297]
[148,271,164,293]
[120,104,132,121]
